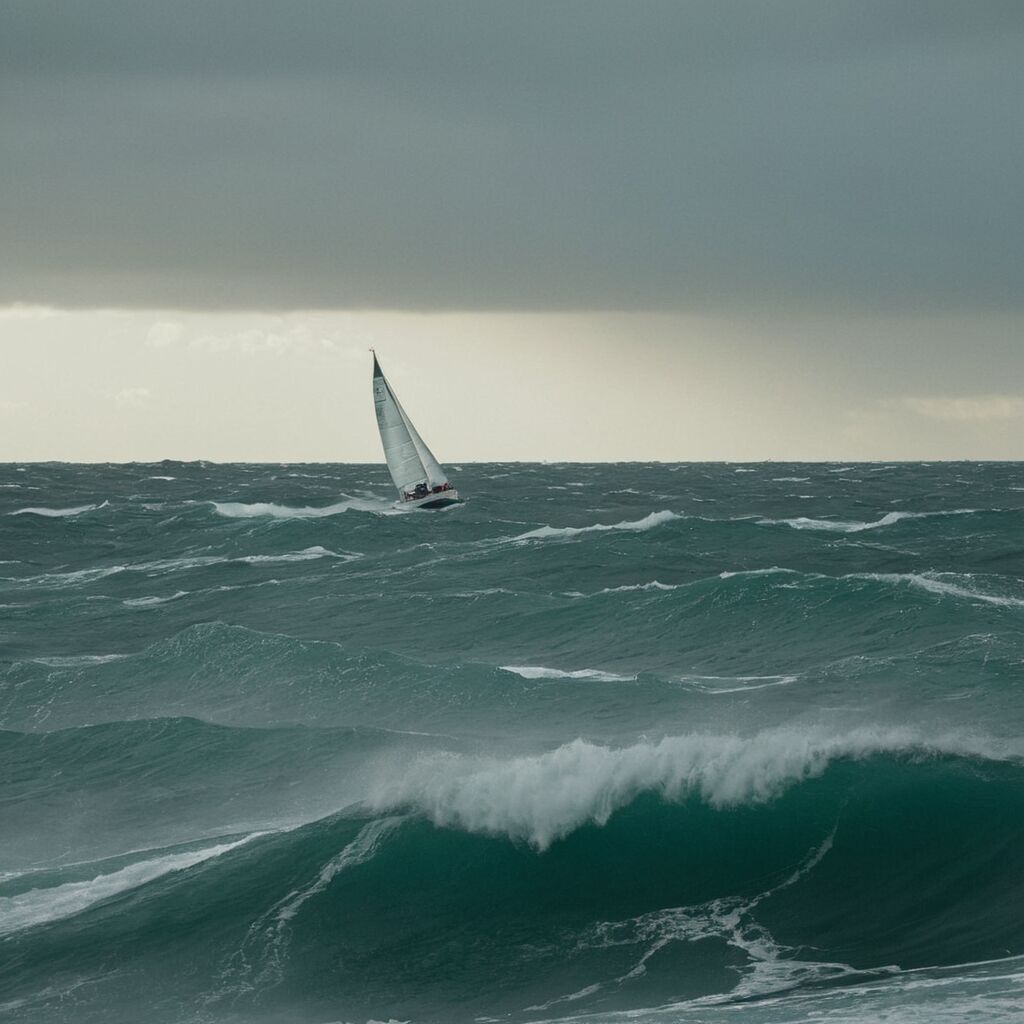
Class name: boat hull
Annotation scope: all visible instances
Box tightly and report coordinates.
[396,489,462,511]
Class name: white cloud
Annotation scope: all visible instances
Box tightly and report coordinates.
[0,304,59,321]
[146,321,184,348]
[114,387,152,409]
[901,395,1024,422]
[188,323,353,355]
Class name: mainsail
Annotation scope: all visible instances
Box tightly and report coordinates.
[372,354,450,498]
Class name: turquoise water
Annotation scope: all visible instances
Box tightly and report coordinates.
[2,461,1023,1023]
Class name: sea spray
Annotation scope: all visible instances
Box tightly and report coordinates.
[364,727,1017,849]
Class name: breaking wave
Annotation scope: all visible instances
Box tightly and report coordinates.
[500,665,638,683]
[364,727,1016,850]
[513,510,680,543]
[757,508,981,532]
[8,502,107,518]
[211,496,390,518]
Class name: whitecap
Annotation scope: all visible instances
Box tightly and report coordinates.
[123,591,190,608]
[857,572,1024,608]
[500,665,638,683]
[757,508,979,533]
[211,496,389,518]
[451,587,517,598]
[236,546,357,564]
[563,580,682,597]
[513,510,679,543]
[367,727,1016,850]
[718,567,797,580]
[32,654,131,668]
[596,580,680,594]
[8,502,107,518]
[680,674,800,694]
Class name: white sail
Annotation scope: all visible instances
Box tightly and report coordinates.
[372,355,450,497]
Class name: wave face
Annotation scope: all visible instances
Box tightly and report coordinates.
[2,460,1024,1024]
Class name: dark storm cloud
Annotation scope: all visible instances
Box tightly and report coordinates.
[2,1,1022,310]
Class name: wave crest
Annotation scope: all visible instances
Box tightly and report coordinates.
[757,508,980,533]
[367,728,1014,850]
[513,510,679,543]
[8,502,107,518]
[211,497,389,518]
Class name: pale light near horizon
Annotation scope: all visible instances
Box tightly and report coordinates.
[2,305,1022,463]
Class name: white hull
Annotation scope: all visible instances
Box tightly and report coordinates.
[395,489,461,511]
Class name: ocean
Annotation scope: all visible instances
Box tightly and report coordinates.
[1,460,1023,1024]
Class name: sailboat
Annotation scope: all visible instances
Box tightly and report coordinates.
[372,352,462,510]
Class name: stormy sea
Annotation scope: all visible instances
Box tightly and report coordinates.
[2,461,1023,1024]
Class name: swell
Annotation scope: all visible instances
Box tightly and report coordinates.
[0,716,439,871]
[3,576,1022,739]
[4,545,357,588]
[1,752,1022,1023]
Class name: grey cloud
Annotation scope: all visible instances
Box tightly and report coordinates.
[2,1,1023,311]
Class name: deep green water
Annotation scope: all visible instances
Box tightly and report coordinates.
[1,461,1023,1023]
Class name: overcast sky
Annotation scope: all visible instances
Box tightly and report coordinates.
[2,2,1022,460]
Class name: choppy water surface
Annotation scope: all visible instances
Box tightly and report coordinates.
[1,461,1023,1023]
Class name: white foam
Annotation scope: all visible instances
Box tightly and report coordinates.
[18,547,354,587]
[858,573,1024,608]
[31,654,130,668]
[237,546,355,564]
[680,674,800,694]
[771,477,810,483]
[8,502,106,518]
[367,727,1015,850]
[123,591,190,607]
[598,580,679,594]
[0,834,263,937]
[501,665,638,683]
[212,496,389,518]
[513,510,679,544]
[758,509,979,533]
[451,587,517,598]
[570,829,853,1008]
[224,818,401,994]
[566,580,682,597]
[718,567,797,580]
[275,818,400,925]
